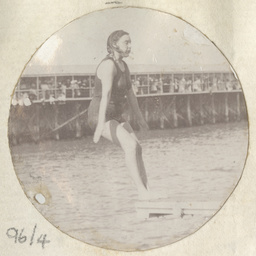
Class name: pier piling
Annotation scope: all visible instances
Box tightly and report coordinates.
[211,94,216,124]
[8,91,247,143]
[186,95,192,126]
[224,93,229,122]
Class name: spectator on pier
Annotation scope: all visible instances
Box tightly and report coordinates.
[18,93,24,106]
[193,77,202,92]
[217,78,225,91]
[179,77,186,93]
[186,79,192,92]
[141,76,148,86]
[29,83,38,101]
[56,82,66,101]
[80,78,90,97]
[169,80,175,93]
[56,82,61,97]
[40,82,50,100]
[149,77,154,93]
[77,81,82,97]
[58,93,66,101]
[162,76,169,86]
[20,92,32,106]
[57,81,62,91]
[70,80,81,97]
[61,82,67,94]
[58,93,66,102]
[174,79,179,92]
[232,79,240,90]
[12,93,18,106]
[132,79,139,94]
[20,83,30,97]
[135,78,142,95]
[81,78,89,88]
[202,75,209,91]
[212,77,218,91]
[77,80,83,96]
[135,78,140,87]
[162,76,171,93]
[225,79,233,91]
[49,94,55,104]
[150,79,158,93]
[47,79,54,96]
[157,78,163,94]
[149,76,154,86]
[66,79,71,88]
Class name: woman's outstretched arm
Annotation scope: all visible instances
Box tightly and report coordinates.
[126,88,149,131]
[93,60,116,143]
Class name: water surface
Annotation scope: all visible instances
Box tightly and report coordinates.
[11,122,248,251]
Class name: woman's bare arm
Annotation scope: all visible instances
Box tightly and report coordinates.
[93,60,116,143]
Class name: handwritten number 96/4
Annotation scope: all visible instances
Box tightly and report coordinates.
[6,224,50,249]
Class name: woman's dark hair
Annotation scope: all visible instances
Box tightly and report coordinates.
[107,30,129,54]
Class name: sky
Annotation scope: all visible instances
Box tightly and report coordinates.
[28,8,229,68]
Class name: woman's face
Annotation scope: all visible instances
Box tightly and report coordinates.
[115,34,131,57]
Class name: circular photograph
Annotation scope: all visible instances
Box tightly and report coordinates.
[8,7,248,251]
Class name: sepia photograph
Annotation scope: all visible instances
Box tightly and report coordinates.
[8,7,248,251]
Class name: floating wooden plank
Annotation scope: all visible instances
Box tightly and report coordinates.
[136,201,220,219]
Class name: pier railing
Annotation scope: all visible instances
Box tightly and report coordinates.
[12,85,243,104]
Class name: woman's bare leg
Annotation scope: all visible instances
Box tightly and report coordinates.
[120,122,149,191]
[101,120,149,199]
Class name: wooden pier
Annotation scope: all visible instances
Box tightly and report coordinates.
[8,65,247,144]
[8,89,247,145]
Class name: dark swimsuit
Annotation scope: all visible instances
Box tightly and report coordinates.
[88,56,132,131]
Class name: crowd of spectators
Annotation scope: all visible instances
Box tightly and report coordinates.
[131,74,241,95]
[13,76,95,106]
[12,73,241,106]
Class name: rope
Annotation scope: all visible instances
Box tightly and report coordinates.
[42,107,88,138]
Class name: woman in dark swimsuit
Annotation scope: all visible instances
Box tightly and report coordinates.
[88,30,149,199]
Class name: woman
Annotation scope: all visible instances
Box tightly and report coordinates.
[88,30,149,199]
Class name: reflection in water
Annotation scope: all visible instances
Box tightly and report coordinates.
[11,122,248,251]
